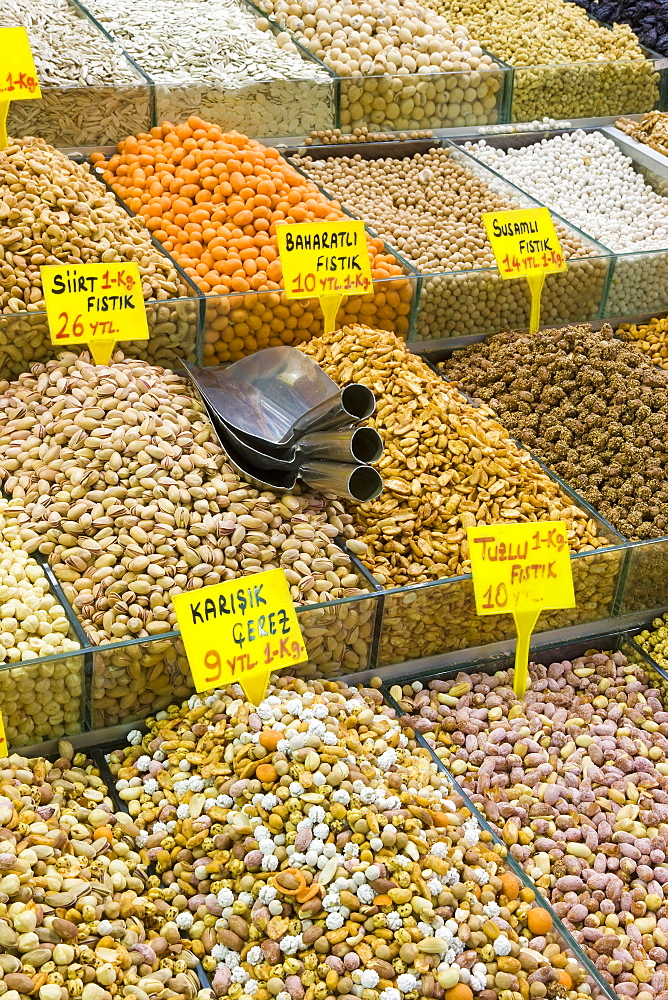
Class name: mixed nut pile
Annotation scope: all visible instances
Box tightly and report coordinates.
[394,649,668,998]
[0,742,212,1000]
[107,676,589,1000]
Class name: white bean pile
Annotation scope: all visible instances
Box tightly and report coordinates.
[467,129,668,316]
[84,0,334,136]
[467,130,668,253]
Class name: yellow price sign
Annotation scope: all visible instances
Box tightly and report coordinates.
[0,714,7,758]
[42,262,149,366]
[467,521,575,697]
[276,220,373,335]
[0,27,41,148]
[482,207,567,334]
[172,568,307,705]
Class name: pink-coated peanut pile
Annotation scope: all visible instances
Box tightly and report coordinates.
[392,651,668,1000]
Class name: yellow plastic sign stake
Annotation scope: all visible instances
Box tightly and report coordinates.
[467,521,575,697]
[482,208,567,334]
[276,220,373,334]
[41,262,149,366]
[0,27,41,149]
[172,568,308,705]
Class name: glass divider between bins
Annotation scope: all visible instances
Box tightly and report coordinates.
[380,683,620,1000]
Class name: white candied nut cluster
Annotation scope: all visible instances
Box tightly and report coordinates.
[84,0,335,137]
[467,130,668,253]
[467,129,668,318]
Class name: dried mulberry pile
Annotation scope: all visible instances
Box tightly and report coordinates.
[572,0,668,56]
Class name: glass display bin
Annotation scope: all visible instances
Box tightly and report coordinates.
[455,126,668,323]
[6,0,154,148]
[77,0,338,139]
[288,137,613,346]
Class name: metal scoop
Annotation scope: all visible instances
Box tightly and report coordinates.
[181,348,383,502]
[182,350,375,448]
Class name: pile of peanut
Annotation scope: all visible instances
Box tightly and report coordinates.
[395,650,668,998]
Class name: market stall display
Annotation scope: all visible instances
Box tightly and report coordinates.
[393,648,668,998]
[0,0,152,145]
[93,120,413,362]
[419,0,663,121]
[0,349,373,724]
[107,675,594,1000]
[299,324,623,665]
[0,135,199,378]
[77,0,335,138]
[295,139,609,339]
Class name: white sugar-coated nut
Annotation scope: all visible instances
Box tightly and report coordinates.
[81,0,334,138]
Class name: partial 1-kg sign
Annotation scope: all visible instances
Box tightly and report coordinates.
[172,568,307,705]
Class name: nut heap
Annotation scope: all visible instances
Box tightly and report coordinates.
[0,136,195,375]
[420,0,659,120]
[0,351,369,724]
[0,498,83,748]
[442,324,668,541]
[394,649,668,998]
[635,614,668,669]
[617,112,668,158]
[94,120,411,363]
[303,128,434,145]
[297,146,606,340]
[300,325,618,667]
[617,317,668,371]
[254,0,504,130]
[300,325,606,586]
[108,676,589,1000]
[1,0,150,146]
[0,741,211,1000]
